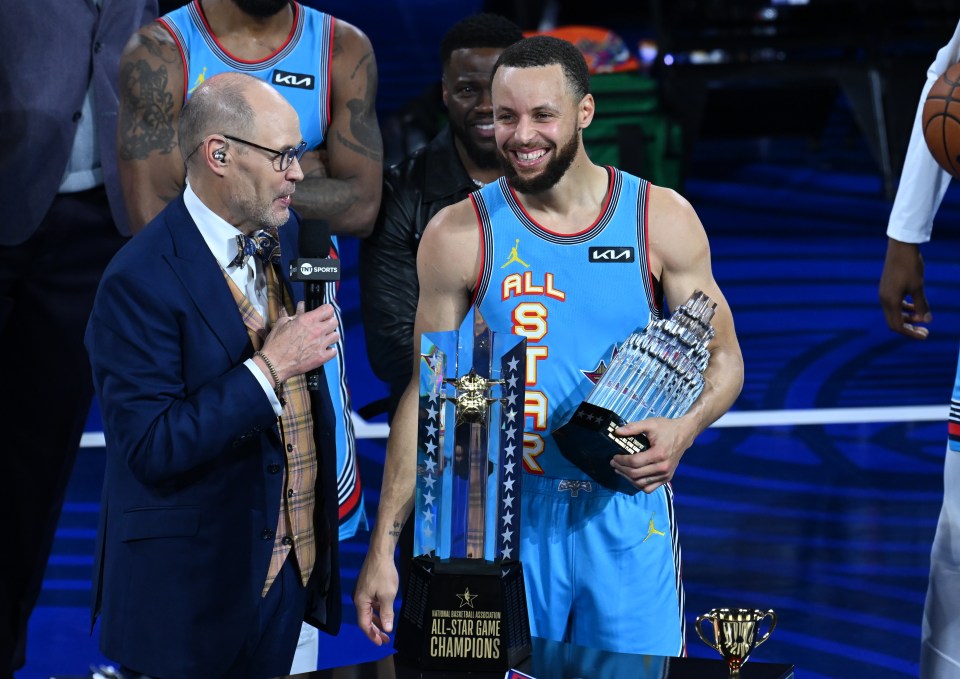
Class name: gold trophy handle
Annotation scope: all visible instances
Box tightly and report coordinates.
[695,613,721,653]
[753,609,777,648]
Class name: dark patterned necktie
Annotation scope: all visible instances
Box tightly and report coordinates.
[229,228,281,268]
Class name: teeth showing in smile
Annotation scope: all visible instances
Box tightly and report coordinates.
[476,123,493,131]
[517,149,546,161]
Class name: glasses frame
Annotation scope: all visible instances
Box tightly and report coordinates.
[221,134,307,172]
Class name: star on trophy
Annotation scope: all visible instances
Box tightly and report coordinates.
[554,290,717,494]
[395,307,531,672]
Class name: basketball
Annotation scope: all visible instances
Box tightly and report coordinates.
[923,62,960,179]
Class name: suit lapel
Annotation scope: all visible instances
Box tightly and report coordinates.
[162,196,251,365]
[278,214,304,307]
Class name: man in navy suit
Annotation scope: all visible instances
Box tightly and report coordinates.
[85,72,342,678]
[0,2,156,676]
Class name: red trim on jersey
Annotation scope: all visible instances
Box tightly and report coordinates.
[641,180,662,312]
[468,193,486,307]
[505,166,614,238]
[338,466,363,520]
[948,421,960,437]
[156,18,189,104]
[192,0,299,65]
[325,16,335,126]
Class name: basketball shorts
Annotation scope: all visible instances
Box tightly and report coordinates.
[519,473,685,655]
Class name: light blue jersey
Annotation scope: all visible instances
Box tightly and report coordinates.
[472,168,685,655]
[161,1,365,539]
[473,168,662,478]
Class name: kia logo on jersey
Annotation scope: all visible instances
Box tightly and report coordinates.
[272,69,315,90]
[588,246,634,262]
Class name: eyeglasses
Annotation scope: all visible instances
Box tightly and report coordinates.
[222,134,307,171]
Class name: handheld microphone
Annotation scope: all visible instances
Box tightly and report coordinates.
[290,219,340,391]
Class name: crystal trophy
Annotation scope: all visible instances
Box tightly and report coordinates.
[395,306,531,671]
[553,290,716,494]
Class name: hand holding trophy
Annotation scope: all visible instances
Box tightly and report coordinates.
[554,290,717,493]
[696,608,778,677]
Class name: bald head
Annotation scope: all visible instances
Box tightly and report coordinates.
[178,72,296,173]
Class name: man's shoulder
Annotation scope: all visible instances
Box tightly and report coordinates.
[106,201,182,273]
[387,128,471,198]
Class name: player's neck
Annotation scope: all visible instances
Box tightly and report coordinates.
[200,0,295,56]
[513,161,609,233]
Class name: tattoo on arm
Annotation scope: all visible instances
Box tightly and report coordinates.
[339,57,382,162]
[118,59,177,161]
[350,50,373,79]
[140,30,180,63]
[335,129,381,163]
[388,521,402,539]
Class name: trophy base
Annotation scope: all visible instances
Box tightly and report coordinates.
[395,556,532,672]
[553,402,650,495]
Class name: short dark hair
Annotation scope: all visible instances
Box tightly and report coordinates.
[439,13,524,67]
[492,35,591,101]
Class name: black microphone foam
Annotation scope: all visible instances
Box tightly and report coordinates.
[298,219,335,391]
[299,218,331,260]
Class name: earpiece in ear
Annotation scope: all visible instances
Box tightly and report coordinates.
[213,149,226,162]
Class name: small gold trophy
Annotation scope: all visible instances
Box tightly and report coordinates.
[696,608,777,677]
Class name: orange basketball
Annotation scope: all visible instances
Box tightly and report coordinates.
[923,62,960,179]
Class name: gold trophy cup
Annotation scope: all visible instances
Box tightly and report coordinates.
[695,608,777,677]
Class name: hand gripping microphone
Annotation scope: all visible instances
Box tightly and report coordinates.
[290,219,340,391]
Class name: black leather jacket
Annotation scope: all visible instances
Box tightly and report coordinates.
[359,126,477,416]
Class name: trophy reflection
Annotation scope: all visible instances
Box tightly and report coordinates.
[554,290,716,494]
[395,307,531,671]
[696,608,777,677]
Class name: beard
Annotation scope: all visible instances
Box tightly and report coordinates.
[499,128,578,195]
[232,189,289,230]
[450,118,499,171]
[232,0,290,19]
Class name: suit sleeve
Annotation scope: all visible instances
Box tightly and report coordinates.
[86,262,279,486]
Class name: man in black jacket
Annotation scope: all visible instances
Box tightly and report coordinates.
[359,13,524,419]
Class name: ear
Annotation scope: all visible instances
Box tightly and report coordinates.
[578,93,595,130]
[201,137,229,176]
[441,76,450,108]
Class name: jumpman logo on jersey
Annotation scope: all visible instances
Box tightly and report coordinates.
[501,239,529,269]
[643,512,665,542]
[188,66,208,95]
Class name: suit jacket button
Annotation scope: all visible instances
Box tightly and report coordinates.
[262,529,275,540]
[282,536,293,546]
[267,463,281,473]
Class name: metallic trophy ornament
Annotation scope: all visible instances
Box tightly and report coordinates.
[396,306,531,671]
[696,608,778,677]
[554,290,717,494]
[446,370,502,425]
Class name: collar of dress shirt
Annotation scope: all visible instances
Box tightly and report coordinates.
[183,182,249,270]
